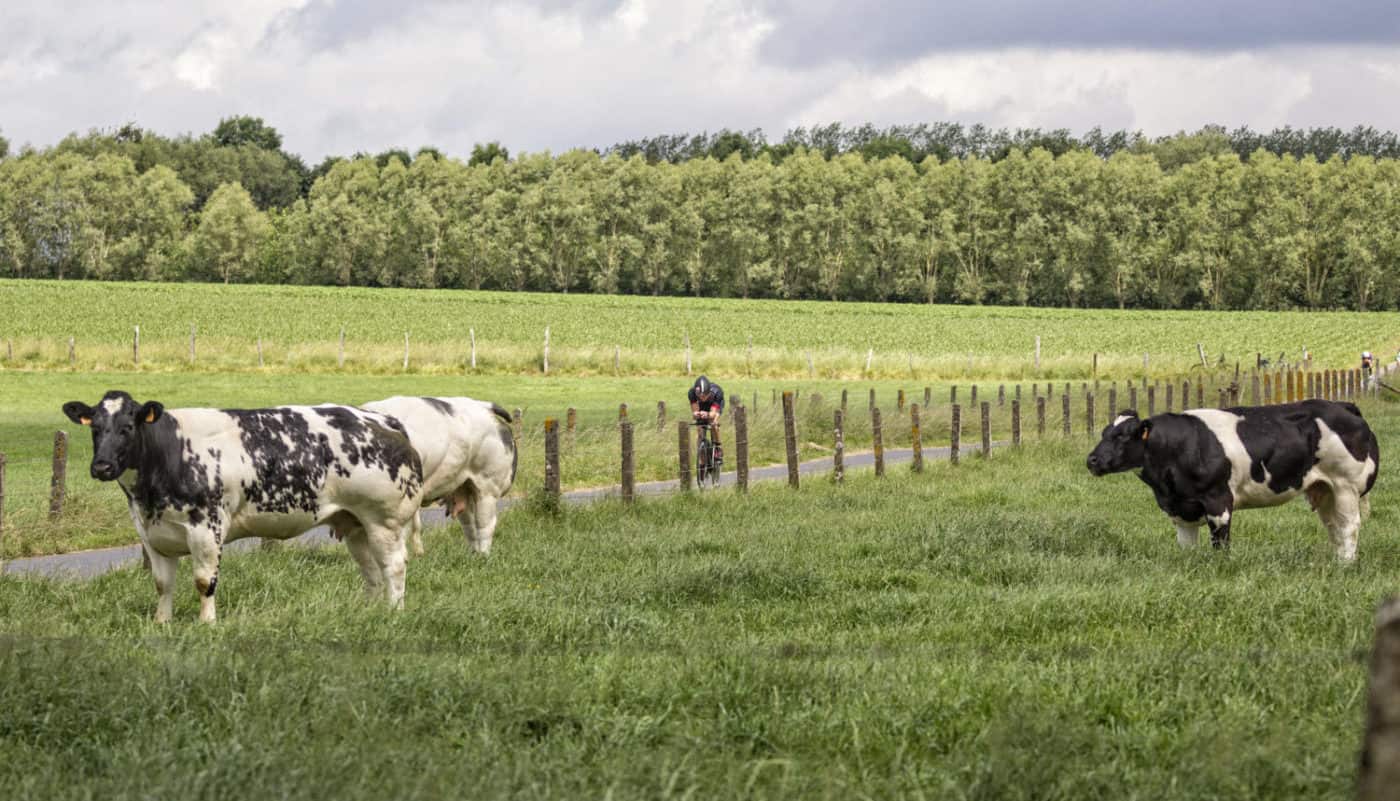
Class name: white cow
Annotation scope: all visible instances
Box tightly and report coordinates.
[63,390,425,622]
[362,396,516,555]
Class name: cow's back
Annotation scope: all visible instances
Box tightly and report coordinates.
[363,396,516,502]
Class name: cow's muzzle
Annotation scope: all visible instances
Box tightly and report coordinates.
[91,460,120,481]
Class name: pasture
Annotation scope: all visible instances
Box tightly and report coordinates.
[2,279,1397,378]
[2,435,1398,799]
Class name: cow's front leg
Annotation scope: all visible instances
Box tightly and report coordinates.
[1171,518,1201,549]
[1205,496,1235,551]
[187,520,225,623]
[147,544,179,624]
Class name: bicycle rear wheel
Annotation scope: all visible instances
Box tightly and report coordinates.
[696,437,711,488]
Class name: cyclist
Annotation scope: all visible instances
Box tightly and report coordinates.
[688,375,725,463]
[1362,350,1375,379]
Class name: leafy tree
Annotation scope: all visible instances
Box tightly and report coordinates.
[211,116,283,151]
[469,142,510,166]
[193,182,269,283]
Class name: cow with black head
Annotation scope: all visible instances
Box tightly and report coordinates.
[1088,401,1379,561]
[63,390,425,622]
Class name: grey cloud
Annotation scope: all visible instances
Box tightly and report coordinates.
[280,0,624,51]
[755,1,1400,68]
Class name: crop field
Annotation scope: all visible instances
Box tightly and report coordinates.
[2,279,1397,378]
[3,434,1400,799]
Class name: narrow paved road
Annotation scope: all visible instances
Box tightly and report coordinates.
[2,443,973,579]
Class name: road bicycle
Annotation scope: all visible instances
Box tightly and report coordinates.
[692,418,722,488]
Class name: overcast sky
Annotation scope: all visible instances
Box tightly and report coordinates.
[4,0,1400,160]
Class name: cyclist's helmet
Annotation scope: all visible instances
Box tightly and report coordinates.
[694,375,713,397]
[1364,351,1373,359]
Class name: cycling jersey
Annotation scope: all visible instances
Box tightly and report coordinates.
[688,383,725,412]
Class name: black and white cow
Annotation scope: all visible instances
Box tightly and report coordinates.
[63,391,425,622]
[361,396,516,556]
[1086,400,1379,561]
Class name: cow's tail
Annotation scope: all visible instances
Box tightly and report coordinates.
[491,402,518,487]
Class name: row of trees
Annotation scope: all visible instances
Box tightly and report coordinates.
[3,142,1398,310]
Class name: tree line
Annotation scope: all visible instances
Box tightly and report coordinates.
[2,118,1400,310]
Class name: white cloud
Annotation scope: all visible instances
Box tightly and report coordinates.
[2,1,1400,159]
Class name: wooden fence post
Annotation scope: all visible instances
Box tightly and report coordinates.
[1264,374,1273,404]
[189,325,196,364]
[1128,385,1137,414]
[833,409,845,483]
[734,405,749,493]
[543,418,560,502]
[872,407,885,477]
[950,404,961,465]
[841,389,849,417]
[998,384,1006,407]
[980,401,991,457]
[1359,596,1400,801]
[1166,383,1174,412]
[868,388,875,411]
[782,391,799,489]
[923,386,931,407]
[68,336,75,365]
[1085,393,1096,439]
[620,420,635,503]
[1251,373,1260,405]
[403,331,410,371]
[512,409,523,445]
[566,407,576,448]
[1108,386,1118,425]
[49,430,67,520]
[677,421,691,491]
[1218,388,1227,409]
[133,325,140,366]
[1036,396,1046,438]
[470,328,477,370]
[1196,381,1204,409]
[1182,380,1190,410]
[1062,393,1071,436]
[684,332,692,375]
[1034,335,1041,370]
[971,385,979,406]
[1147,385,1156,416]
[910,404,923,472]
[657,401,666,432]
[1012,400,1021,447]
[950,385,958,404]
[897,389,905,414]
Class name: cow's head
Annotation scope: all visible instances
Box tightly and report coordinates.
[62,391,164,481]
[1086,410,1151,476]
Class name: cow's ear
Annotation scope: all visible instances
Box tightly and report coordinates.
[138,401,164,425]
[63,401,94,426]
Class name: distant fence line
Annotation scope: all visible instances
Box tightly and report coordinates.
[0,328,1362,381]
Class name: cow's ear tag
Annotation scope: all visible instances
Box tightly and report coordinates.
[145,409,156,423]
[79,416,92,426]
[1141,428,1150,441]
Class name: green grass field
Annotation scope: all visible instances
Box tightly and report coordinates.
[2,434,1396,799]
[2,279,1397,378]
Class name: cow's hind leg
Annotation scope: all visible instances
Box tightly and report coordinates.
[334,513,384,600]
[187,524,224,624]
[449,484,481,551]
[365,523,408,609]
[406,511,424,558]
[147,545,179,624]
[1313,484,1361,563]
[470,492,500,556]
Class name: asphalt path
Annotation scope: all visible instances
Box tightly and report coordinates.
[2,443,976,580]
